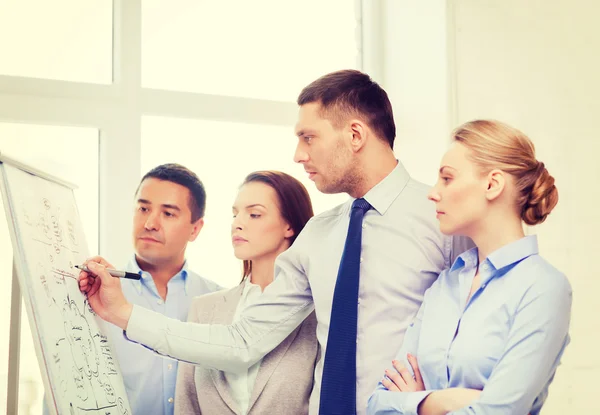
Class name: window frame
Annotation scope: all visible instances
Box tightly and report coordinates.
[0,0,375,412]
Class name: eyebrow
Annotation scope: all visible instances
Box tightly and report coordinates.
[137,199,181,211]
[232,203,267,210]
[439,166,456,174]
[296,129,317,138]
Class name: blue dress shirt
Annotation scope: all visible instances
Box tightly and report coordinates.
[123,161,473,415]
[108,257,222,415]
[367,235,572,415]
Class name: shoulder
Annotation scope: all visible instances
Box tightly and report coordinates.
[518,255,572,299]
[185,269,225,293]
[189,286,237,310]
[302,201,349,231]
[289,200,350,248]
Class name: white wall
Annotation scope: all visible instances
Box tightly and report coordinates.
[381,0,452,185]
[380,0,600,413]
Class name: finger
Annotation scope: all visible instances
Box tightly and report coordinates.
[408,354,424,387]
[392,360,414,386]
[381,377,400,392]
[78,276,91,292]
[86,261,114,286]
[84,256,114,269]
[385,368,407,391]
[87,273,101,297]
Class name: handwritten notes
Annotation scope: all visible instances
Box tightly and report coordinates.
[1,163,131,414]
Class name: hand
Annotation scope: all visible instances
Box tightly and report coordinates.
[382,353,425,392]
[77,258,132,330]
[78,255,115,295]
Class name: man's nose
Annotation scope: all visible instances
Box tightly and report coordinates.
[145,212,160,230]
[293,143,309,164]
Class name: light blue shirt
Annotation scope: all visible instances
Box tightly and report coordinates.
[124,161,472,415]
[109,257,222,415]
[367,235,572,415]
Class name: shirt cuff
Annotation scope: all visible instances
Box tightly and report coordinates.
[124,304,165,352]
[402,390,434,415]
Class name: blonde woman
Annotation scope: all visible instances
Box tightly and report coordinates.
[368,120,571,415]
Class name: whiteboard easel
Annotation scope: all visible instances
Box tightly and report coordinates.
[7,259,21,414]
[0,152,132,415]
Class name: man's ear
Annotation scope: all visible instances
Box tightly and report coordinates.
[348,119,367,152]
[189,218,204,242]
[485,169,506,201]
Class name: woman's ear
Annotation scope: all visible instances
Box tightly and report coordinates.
[284,224,295,239]
[485,169,506,201]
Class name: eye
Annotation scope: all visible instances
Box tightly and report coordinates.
[164,211,174,217]
[138,206,148,212]
[304,136,312,144]
[250,214,261,219]
[442,177,452,183]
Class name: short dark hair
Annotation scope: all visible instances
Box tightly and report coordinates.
[297,69,396,148]
[240,171,314,280]
[136,163,206,222]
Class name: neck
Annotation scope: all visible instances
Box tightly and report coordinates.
[349,150,397,198]
[135,255,184,293]
[469,212,525,264]
[249,257,277,291]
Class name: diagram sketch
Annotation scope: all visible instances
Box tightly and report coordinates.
[1,163,131,415]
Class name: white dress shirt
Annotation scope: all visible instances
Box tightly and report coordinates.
[224,278,264,415]
[125,161,472,415]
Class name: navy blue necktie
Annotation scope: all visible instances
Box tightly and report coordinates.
[319,198,372,415]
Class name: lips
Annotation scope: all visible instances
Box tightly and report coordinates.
[138,236,161,243]
[232,236,248,244]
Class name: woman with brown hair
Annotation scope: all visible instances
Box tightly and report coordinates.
[174,171,318,415]
[368,120,571,415]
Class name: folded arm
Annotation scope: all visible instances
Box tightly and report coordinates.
[446,275,572,415]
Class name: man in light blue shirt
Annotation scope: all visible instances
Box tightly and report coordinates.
[79,70,471,415]
[97,163,221,415]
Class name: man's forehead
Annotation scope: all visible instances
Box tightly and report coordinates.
[296,103,330,131]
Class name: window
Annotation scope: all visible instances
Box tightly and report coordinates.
[142,0,359,101]
[0,0,112,84]
[0,1,360,412]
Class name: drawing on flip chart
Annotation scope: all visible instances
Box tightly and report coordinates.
[1,163,130,414]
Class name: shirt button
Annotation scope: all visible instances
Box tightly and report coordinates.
[362,223,367,229]
[360,257,364,263]
[167,364,173,371]
[157,299,164,305]
[168,397,173,404]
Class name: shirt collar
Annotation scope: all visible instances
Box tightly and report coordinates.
[450,235,539,274]
[487,234,539,270]
[359,160,410,216]
[127,255,190,295]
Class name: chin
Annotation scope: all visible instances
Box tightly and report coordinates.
[439,223,458,236]
[232,247,251,260]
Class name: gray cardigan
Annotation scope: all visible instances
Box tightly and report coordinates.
[174,283,319,414]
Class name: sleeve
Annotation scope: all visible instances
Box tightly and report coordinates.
[124,229,315,373]
[448,274,572,415]
[367,281,438,415]
[174,300,203,414]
